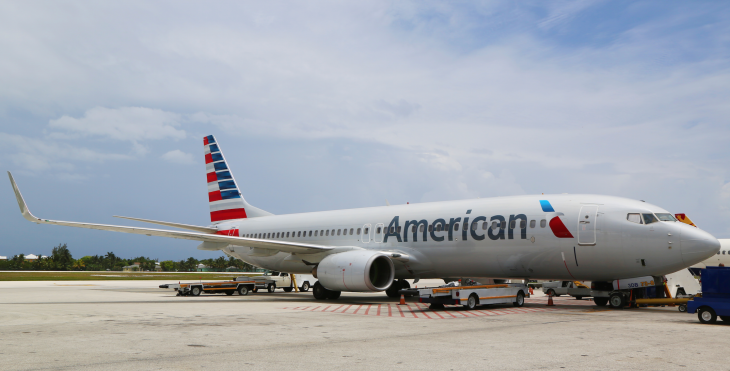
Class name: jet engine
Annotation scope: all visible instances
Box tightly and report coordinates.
[313,250,395,292]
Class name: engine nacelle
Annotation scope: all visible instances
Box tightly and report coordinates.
[314,250,395,292]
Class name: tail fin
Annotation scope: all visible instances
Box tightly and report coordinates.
[204,135,272,223]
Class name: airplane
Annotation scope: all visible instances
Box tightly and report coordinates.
[7,135,721,304]
[666,214,730,274]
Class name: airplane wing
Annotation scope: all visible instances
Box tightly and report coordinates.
[7,172,333,255]
[112,215,219,234]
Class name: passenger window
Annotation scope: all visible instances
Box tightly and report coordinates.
[297,231,301,237]
[397,226,401,234]
[331,229,335,236]
[520,220,526,229]
[540,219,546,228]
[358,228,362,235]
[377,227,382,234]
[627,213,642,224]
[428,225,433,232]
[501,221,506,229]
[491,221,498,229]
[471,222,477,231]
[454,223,459,231]
[509,221,515,229]
[363,227,368,234]
[308,231,312,237]
[445,224,449,231]
[723,251,726,255]
[315,231,318,237]
[642,214,659,225]
[286,232,290,238]
[435,224,442,232]
[482,222,487,230]
[530,220,536,228]
[320,230,324,236]
[326,230,330,236]
[350,228,354,235]
[337,229,341,236]
[420,225,425,232]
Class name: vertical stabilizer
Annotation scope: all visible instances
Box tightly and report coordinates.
[204,135,272,223]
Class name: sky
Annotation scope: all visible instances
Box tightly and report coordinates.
[1,1,729,261]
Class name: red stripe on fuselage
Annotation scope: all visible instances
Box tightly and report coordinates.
[216,229,239,236]
[208,190,222,202]
[210,208,247,222]
[206,172,217,183]
[549,216,574,238]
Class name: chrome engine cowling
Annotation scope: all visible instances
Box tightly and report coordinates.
[314,250,395,292]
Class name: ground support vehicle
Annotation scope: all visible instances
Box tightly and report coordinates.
[542,281,592,299]
[159,279,256,296]
[249,271,301,293]
[415,283,527,310]
[686,267,730,324]
[589,275,691,309]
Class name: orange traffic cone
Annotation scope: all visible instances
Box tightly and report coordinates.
[529,287,534,295]
[547,292,555,306]
[399,294,406,305]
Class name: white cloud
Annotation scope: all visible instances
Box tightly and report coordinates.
[48,107,185,142]
[161,149,195,165]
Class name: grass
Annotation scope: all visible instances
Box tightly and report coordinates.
[0,271,260,281]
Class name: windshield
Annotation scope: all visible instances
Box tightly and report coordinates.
[642,213,659,224]
[655,213,677,222]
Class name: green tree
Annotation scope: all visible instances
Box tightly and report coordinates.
[10,254,25,270]
[160,260,175,272]
[51,243,73,270]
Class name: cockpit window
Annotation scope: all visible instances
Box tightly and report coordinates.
[627,213,642,224]
[655,213,676,222]
[642,213,659,224]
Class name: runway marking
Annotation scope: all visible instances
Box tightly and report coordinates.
[282,303,556,319]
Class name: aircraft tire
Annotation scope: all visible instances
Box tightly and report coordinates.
[327,290,341,300]
[312,282,328,300]
[385,281,401,298]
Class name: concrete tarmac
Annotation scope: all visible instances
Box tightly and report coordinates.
[1,280,728,371]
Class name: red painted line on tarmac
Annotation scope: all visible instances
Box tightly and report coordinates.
[377,304,381,316]
[431,310,445,319]
[310,306,321,311]
[364,304,372,315]
[321,305,331,312]
[341,305,353,313]
[405,304,419,318]
[411,304,431,319]
[388,305,392,317]
[397,304,405,317]
[353,305,362,314]
[443,310,458,318]
[331,305,344,312]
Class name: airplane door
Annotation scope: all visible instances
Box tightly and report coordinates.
[361,224,371,243]
[374,223,385,243]
[578,206,598,246]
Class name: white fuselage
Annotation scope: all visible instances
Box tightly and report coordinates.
[214,194,719,282]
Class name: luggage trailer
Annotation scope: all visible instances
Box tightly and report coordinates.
[160,279,256,296]
[414,284,528,310]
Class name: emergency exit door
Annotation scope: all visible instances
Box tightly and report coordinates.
[578,205,598,246]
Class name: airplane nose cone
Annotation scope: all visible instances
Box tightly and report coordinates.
[681,227,721,265]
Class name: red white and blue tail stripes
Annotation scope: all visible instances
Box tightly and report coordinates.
[204,135,247,223]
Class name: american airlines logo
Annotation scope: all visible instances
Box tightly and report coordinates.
[382,200,573,243]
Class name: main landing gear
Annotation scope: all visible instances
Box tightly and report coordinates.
[385,279,411,298]
[312,282,341,300]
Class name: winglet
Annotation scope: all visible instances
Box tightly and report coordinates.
[7,172,40,223]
